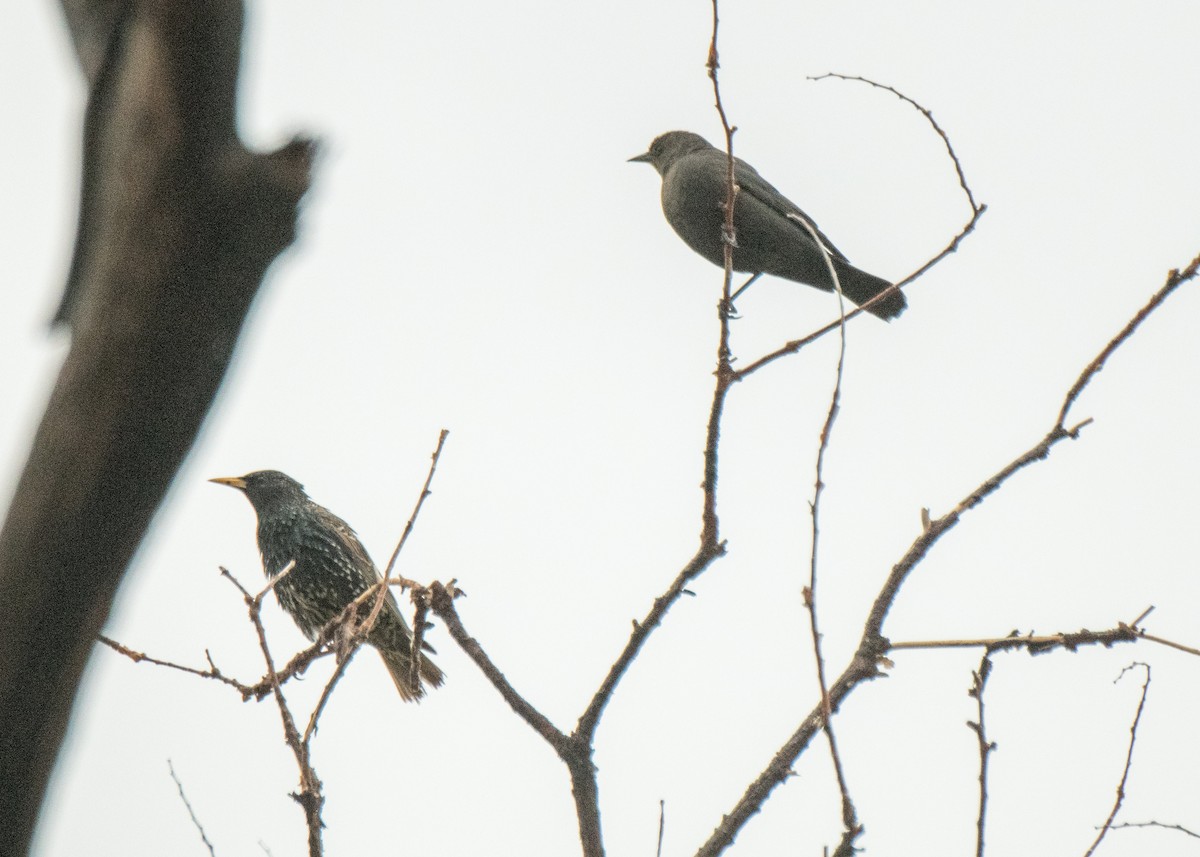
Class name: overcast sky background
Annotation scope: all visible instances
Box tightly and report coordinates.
[3,2,1200,856]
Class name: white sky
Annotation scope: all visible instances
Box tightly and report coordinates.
[3,2,1199,856]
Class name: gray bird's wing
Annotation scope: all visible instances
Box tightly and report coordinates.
[733,157,850,263]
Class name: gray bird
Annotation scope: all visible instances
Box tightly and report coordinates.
[211,470,444,702]
[630,131,905,320]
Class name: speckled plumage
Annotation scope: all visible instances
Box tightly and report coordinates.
[211,470,443,702]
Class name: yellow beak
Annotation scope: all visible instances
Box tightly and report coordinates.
[209,476,248,490]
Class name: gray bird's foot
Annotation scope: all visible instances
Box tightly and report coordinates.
[729,272,762,304]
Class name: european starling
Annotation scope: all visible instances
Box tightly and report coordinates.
[210,470,444,702]
[630,130,906,320]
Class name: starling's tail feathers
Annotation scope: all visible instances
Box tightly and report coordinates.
[832,260,906,320]
[419,651,446,691]
[380,646,445,703]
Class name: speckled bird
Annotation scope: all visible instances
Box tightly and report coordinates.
[210,469,444,702]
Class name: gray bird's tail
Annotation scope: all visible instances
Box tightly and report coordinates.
[379,646,445,703]
[833,260,906,320]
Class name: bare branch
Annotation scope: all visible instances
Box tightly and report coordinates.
[362,429,450,697]
[573,0,740,754]
[694,257,1197,856]
[1082,663,1151,857]
[656,800,667,857]
[1108,821,1200,840]
[426,582,604,857]
[240,575,324,857]
[257,560,298,601]
[890,622,1143,655]
[168,760,217,857]
[98,635,252,694]
[1056,255,1200,429]
[966,655,995,857]
[383,429,451,579]
[576,24,744,733]
[302,648,360,747]
[811,72,980,213]
[1136,632,1200,657]
[427,582,569,753]
[792,212,861,851]
[576,542,725,742]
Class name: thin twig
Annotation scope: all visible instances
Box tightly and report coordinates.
[1055,257,1199,428]
[255,560,297,601]
[1136,632,1200,657]
[1082,663,1151,857]
[98,635,255,695]
[383,429,450,579]
[811,73,978,213]
[361,429,450,697]
[792,211,861,852]
[168,760,217,857]
[302,647,359,746]
[966,655,995,857]
[576,543,725,742]
[1107,820,1200,839]
[656,800,666,857]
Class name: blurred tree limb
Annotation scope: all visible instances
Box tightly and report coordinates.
[0,2,314,854]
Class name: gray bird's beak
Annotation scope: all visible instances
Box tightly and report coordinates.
[209,476,247,491]
[627,151,653,164]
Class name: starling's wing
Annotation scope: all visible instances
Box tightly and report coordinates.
[317,508,445,700]
[322,511,415,632]
[732,157,851,263]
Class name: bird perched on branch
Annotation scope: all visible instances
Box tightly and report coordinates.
[629,130,905,320]
[210,469,443,702]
